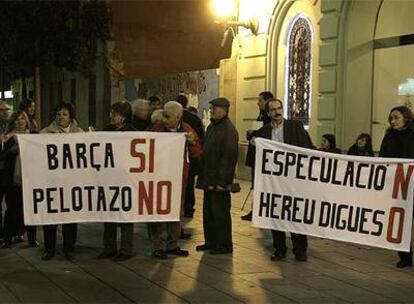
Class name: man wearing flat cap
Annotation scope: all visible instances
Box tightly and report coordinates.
[196,97,238,254]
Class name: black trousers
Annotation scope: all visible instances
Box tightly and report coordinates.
[3,186,36,243]
[103,223,133,255]
[43,224,77,254]
[272,230,307,255]
[203,190,232,250]
[184,163,197,216]
[4,186,25,243]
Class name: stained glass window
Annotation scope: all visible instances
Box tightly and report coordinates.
[287,17,312,126]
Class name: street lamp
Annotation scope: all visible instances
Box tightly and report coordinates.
[211,0,237,18]
[211,0,259,46]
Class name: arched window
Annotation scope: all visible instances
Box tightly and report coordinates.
[286,16,312,126]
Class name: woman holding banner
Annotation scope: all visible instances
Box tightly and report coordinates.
[1,111,38,248]
[96,101,137,262]
[40,103,83,261]
[380,105,414,268]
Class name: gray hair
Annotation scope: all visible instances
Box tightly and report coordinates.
[151,109,164,124]
[131,99,150,113]
[163,101,183,117]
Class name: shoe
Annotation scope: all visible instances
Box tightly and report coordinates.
[64,251,75,261]
[270,250,287,261]
[41,252,55,261]
[165,247,189,257]
[396,260,413,268]
[210,246,232,255]
[241,211,253,221]
[152,249,168,260]
[28,240,40,248]
[112,253,133,262]
[180,231,192,240]
[294,252,307,262]
[196,244,212,251]
[96,251,117,259]
[14,236,24,243]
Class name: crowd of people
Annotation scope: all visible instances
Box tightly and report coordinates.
[0,94,238,263]
[0,91,413,269]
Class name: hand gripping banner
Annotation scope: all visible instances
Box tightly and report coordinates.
[253,138,414,252]
[18,132,185,225]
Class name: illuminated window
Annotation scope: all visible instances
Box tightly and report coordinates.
[286,16,312,126]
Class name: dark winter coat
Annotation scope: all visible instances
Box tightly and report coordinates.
[245,119,311,168]
[347,144,374,157]
[379,127,414,159]
[197,116,238,189]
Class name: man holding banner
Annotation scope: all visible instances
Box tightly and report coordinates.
[151,101,202,259]
[248,98,311,262]
[251,101,414,265]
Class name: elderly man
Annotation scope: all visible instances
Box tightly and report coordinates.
[247,98,311,262]
[132,99,151,131]
[151,101,202,259]
[0,100,11,242]
[196,97,239,254]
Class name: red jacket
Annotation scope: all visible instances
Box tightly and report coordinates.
[152,121,202,183]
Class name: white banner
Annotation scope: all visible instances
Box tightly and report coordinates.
[253,138,414,252]
[18,132,185,225]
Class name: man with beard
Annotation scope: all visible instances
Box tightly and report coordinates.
[246,98,311,262]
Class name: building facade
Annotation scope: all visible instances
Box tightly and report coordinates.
[221,0,414,178]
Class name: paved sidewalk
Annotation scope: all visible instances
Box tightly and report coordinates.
[0,179,413,303]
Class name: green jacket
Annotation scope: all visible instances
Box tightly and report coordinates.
[198,116,238,189]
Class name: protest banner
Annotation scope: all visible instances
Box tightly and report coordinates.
[253,138,414,251]
[18,132,185,225]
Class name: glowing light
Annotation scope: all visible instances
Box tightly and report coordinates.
[239,0,275,34]
[4,90,13,98]
[211,0,237,18]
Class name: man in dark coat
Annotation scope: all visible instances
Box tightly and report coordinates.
[196,97,238,254]
[246,98,311,262]
[242,91,274,221]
